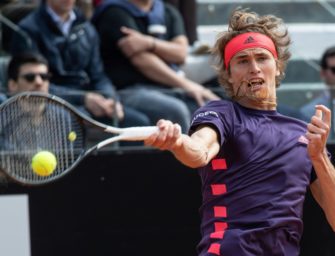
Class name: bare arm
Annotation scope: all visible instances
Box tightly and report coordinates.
[130,51,220,106]
[307,105,335,231]
[118,27,220,106]
[145,119,220,168]
[150,35,188,64]
[118,27,188,64]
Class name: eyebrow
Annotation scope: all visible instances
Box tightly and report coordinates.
[234,51,270,59]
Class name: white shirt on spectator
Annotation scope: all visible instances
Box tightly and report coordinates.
[46,5,76,36]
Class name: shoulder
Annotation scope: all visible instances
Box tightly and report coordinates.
[190,100,236,145]
[163,2,183,21]
[18,8,39,28]
[93,6,134,30]
[194,99,235,114]
[163,2,179,14]
[93,3,133,21]
[191,100,235,125]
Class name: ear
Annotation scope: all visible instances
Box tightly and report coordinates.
[275,61,280,76]
[8,79,18,93]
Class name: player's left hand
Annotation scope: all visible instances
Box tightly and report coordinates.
[306,105,331,160]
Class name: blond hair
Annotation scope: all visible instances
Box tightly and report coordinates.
[211,9,291,97]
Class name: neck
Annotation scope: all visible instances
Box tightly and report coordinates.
[235,97,277,111]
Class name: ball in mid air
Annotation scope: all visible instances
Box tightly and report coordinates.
[68,131,77,142]
[31,151,57,176]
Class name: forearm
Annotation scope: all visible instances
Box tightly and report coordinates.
[312,151,335,230]
[171,134,211,168]
[171,126,220,168]
[150,36,188,64]
[131,52,195,90]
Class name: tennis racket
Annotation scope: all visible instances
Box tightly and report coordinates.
[0,92,158,185]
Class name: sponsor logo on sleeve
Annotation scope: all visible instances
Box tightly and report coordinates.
[191,111,219,124]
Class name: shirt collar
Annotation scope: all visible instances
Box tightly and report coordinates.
[46,5,76,35]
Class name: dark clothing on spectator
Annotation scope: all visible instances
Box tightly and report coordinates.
[163,0,197,45]
[92,2,185,89]
[9,3,151,131]
[10,3,117,105]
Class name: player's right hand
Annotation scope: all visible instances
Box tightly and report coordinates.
[145,119,183,151]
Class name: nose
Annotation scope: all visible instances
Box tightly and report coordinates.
[34,77,43,86]
[249,59,261,73]
[33,76,46,90]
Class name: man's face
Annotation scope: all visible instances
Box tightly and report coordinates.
[321,56,335,86]
[47,0,75,15]
[228,48,279,106]
[9,63,50,94]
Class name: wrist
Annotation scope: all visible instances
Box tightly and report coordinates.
[310,149,328,162]
[149,38,156,52]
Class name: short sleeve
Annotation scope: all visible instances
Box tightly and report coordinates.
[164,4,186,40]
[189,100,234,146]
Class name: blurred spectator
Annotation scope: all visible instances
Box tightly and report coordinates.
[7,52,50,94]
[10,0,150,129]
[92,0,219,131]
[163,0,197,45]
[300,46,335,119]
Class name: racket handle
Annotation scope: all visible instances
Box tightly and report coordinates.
[97,126,159,149]
[120,126,159,141]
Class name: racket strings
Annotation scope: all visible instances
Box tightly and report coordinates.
[0,96,85,184]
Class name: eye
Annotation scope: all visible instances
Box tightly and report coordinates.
[237,58,248,64]
[257,55,268,62]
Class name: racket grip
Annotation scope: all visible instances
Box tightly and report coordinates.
[120,126,159,141]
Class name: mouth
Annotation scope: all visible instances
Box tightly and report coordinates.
[248,78,265,91]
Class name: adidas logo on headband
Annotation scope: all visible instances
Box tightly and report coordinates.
[244,36,255,44]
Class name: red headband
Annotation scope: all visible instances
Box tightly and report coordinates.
[224,32,278,69]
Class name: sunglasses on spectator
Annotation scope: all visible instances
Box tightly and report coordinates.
[326,66,335,74]
[20,73,51,82]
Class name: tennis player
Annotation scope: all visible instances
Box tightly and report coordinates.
[145,9,335,256]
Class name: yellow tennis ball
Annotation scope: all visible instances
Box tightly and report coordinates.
[31,151,57,176]
[68,131,77,142]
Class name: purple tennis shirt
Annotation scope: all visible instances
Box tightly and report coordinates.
[189,100,315,256]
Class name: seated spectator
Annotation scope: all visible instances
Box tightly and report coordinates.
[92,0,220,132]
[7,52,50,95]
[300,46,335,119]
[10,0,150,130]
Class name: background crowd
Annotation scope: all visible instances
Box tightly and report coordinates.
[0,0,334,139]
[0,0,221,138]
